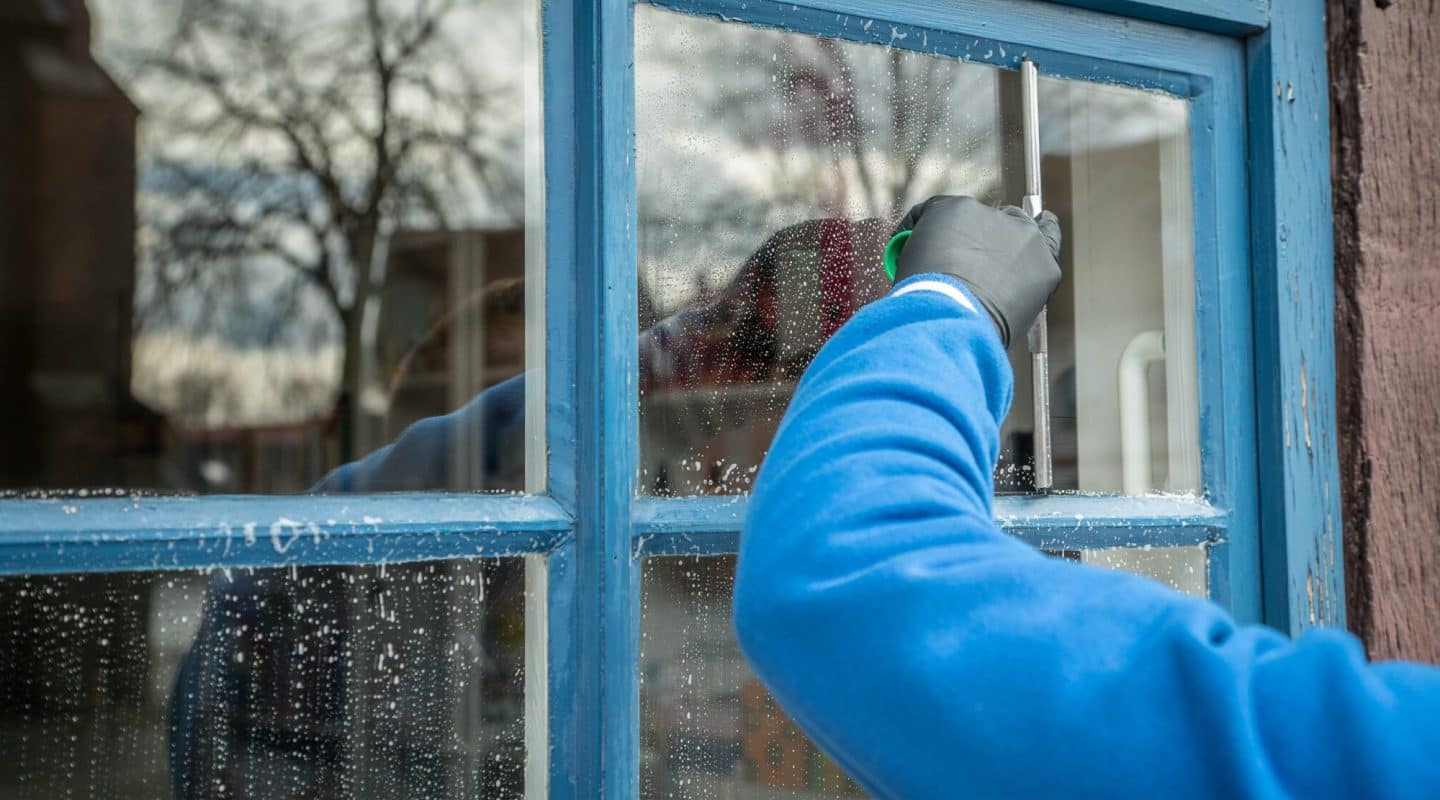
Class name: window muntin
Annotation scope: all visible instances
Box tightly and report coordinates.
[0,0,545,495]
[634,5,1199,496]
[0,559,530,799]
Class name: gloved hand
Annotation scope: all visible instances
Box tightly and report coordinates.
[892,195,1062,348]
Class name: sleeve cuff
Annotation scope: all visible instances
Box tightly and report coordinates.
[889,273,980,316]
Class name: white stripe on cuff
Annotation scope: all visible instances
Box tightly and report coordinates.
[891,280,978,314]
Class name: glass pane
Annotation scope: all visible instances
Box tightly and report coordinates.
[1080,546,1208,598]
[0,558,529,799]
[641,556,867,799]
[1,0,545,495]
[634,6,1199,496]
[640,549,1208,798]
[1029,79,1199,495]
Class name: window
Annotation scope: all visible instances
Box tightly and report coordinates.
[0,1,1340,798]
[634,4,1202,497]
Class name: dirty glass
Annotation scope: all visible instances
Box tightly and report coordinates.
[634,5,1199,496]
[639,549,1208,798]
[640,556,866,799]
[1,0,545,495]
[0,558,529,800]
[1080,546,1208,598]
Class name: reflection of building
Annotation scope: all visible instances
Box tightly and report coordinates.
[169,420,330,494]
[0,9,165,790]
[0,0,162,490]
[142,227,528,495]
[364,227,527,490]
[376,228,526,430]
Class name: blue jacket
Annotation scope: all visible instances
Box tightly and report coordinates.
[734,274,1440,800]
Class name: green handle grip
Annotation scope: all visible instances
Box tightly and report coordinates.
[882,229,910,282]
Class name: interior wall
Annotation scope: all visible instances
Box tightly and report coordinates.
[1062,83,1196,496]
[1069,136,1167,493]
[1329,0,1440,663]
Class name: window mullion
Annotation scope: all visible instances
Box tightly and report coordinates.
[571,0,642,797]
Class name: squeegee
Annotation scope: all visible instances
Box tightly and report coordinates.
[882,57,1053,493]
[1020,58,1052,493]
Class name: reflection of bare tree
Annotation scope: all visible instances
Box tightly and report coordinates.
[717,36,959,219]
[130,0,514,457]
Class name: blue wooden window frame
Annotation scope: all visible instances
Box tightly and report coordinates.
[0,0,1338,798]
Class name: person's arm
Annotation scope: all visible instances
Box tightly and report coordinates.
[314,373,527,492]
[734,201,1440,799]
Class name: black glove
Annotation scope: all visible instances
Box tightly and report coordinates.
[893,195,1062,348]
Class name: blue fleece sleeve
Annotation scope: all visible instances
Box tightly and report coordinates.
[734,274,1440,800]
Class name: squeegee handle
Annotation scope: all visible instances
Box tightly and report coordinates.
[1021,59,1053,493]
